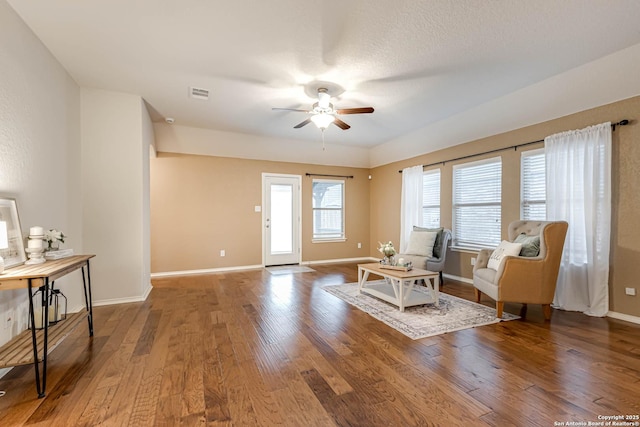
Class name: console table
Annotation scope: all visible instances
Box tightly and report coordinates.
[0,255,95,398]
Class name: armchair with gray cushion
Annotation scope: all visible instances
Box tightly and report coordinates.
[397,227,451,284]
[473,220,568,320]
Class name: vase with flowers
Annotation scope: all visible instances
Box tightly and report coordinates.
[378,241,397,265]
[45,229,65,251]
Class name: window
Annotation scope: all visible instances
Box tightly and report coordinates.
[453,157,502,249]
[312,179,345,240]
[422,169,441,228]
[521,149,546,220]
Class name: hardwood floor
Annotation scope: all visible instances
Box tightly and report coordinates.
[1,262,639,426]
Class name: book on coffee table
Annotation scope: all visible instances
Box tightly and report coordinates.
[44,249,74,260]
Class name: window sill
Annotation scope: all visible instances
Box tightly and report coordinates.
[312,238,347,244]
[450,245,495,254]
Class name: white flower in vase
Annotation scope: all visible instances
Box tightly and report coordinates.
[45,229,66,251]
[378,241,396,264]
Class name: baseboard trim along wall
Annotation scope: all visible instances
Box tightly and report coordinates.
[301,257,378,265]
[607,311,640,325]
[150,264,264,279]
[92,294,151,308]
[151,258,378,279]
[443,273,474,285]
[142,282,153,300]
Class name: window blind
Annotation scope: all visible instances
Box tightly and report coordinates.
[453,157,501,248]
[312,179,345,239]
[422,169,441,228]
[521,149,546,220]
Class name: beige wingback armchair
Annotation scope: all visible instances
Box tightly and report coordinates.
[473,220,568,320]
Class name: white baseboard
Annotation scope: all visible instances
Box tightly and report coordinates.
[150,259,376,280]
[443,273,473,285]
[301,257,378,266]
[150,264,263,279]
[92,294,150,307]
[607,311,640,325]
[142,281,153,300]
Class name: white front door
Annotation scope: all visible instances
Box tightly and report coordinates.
[263,174,301,266]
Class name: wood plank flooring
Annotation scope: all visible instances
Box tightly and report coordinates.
[1,262,639,426]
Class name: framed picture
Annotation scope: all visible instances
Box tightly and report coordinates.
[0,197,26,268]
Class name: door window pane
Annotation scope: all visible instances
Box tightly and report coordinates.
[270,184,293,253]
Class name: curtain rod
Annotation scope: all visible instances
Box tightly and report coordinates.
[306,173,354,179]
[398,119,630,173]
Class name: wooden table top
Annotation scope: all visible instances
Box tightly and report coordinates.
[0,255,95,290]
[358,262,437,279]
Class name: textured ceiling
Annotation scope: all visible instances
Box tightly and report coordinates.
[7,0,640,150]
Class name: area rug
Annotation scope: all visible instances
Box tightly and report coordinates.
[322,281,519,340]
[266,265,316,275]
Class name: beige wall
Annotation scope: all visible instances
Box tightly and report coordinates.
[0,0,82,358]
[81,89,152,303]
[150,154,370,273]
[370,95,640,317]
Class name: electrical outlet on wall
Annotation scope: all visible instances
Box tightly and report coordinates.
[220,250,225,257]
[625,287,636,296]
[471,257,476,266]
[357,243,362,249]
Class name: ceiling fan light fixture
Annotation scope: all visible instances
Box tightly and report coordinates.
[310,113,334,129]
[317,88,331,109]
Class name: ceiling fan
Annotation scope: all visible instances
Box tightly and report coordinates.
[272,87,374,131]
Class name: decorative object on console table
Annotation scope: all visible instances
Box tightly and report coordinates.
[44,248,74,260]
[28,284,68,329]
[0,221,8,273]
[25,226,46,265]
[49,288,67,324]
[44,229,65,251]
[29,286,48,329]
[0,197,27,269]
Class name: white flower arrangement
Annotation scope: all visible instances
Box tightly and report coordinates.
[45,229,66,248]
[378,241,396,258]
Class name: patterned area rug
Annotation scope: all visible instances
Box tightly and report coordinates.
[266,265,316,275]
[322,281,519,340]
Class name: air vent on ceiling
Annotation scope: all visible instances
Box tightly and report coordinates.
[189,86,209,100]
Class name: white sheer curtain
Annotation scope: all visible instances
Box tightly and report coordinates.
[400,165,423,253]
[545,122,611,317]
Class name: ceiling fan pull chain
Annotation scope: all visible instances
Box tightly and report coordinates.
[322,129,326,151]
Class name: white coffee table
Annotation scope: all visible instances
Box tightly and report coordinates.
[357,262,440,312]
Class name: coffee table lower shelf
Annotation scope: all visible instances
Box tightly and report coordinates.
[360,282,436,309]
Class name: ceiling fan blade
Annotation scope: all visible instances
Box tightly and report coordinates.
[335,107,374,115]
[333,118,351,130]
[294,118,312,129]
[272,107,311,113]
